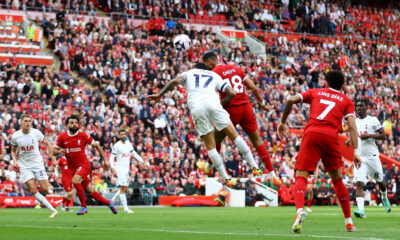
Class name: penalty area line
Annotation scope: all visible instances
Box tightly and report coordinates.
[1,224,392,240]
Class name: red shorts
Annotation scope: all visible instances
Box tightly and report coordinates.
[225,103,258,134]
[73,164,92,189]
[61,169,73,192]
[295,130,342,173]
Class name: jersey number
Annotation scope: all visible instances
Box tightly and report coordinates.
[317,99,336,120]
[194,74,213,88]
[224,75,243,93]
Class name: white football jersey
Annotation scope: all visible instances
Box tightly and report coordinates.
[11,128,45,170]
[356,115,382,157]
[181,69,227,106]
[110,140,143,169]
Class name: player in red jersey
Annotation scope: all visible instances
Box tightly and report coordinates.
[53,115,117,215]
[56,157,74,211]
[199,52,280,183]
[278,71,361,233]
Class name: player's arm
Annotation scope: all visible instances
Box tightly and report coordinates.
[148,75,185,103]
[243,77,272,112]
[11,145,19,170]
[92,141,110,170]
[360,128,386,141]
[43,137,55,159]
[277,95,302,139]
[347,115,362,168]
[220,85,236,105]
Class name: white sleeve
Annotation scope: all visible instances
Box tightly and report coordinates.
[215,75,227,92]
[131,149,143,163]
[11,133,18,146]
[180,72,188,85]
[110,145,117,169]
[35,129,45,142]
[372,117,383,131]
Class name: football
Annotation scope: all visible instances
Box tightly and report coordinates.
[173,34,191,52]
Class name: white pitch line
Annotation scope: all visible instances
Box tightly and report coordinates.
[0,224,392,240]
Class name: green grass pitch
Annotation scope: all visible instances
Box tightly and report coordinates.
[0,206,398,240]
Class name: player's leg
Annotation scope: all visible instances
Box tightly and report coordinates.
[306,184,313,212]
[111,189,121,202]
[83,176,117,214]
[292,170,309,233]
[36,179,58,217]
[198,129,226,174]
[72,174,88,211]
[62,190,74,211]
[202,131,234,186]
[368,158,391,213]
[222,123,260,172]
[353,161,367,218]
[120,186,133,213]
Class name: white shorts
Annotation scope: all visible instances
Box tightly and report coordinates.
[190,101,230,136]
[21,167,48,183]
[116,170,130,187]
[353,156,384,184]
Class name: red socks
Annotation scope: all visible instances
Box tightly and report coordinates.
[207,144,222,164]
[256,143,273,172]
[307,199,312,208]
[332,178,351,218]
[294,176,307,210]
[90,191,111,206]
[74,183,87,208]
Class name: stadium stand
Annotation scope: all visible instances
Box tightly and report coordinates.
[0,0,399,207]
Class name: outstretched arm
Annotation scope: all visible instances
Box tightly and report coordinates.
[220,85,236,105]
[277,95,302,139]
[148,75,185,103]
[92,141,109,170]
[243,77,272,112]
[347,115,362,169]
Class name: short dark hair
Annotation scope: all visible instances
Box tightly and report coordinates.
[194,62,209,70]
[119,129,127,134]
[356,98,368,107]
[202,51,218,62]
[65,115,79,125]
[325,70,345,90]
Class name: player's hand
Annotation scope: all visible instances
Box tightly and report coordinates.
[277,123,287,139]
[353,155,362,169]
[59,148,66,155]
[103,161,110,171]
[113,169,118,178]
[262,104,274,112]
[13,162,20,171]
[148,94,161,104]
[345,140,351,147]
[359,134,370,140]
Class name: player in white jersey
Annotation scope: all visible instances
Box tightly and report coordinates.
[149,62,260,187]
[11,114,58,218]
[109,129,143,213]
[346,99,391,218]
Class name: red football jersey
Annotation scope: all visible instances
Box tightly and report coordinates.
[56,132,94,171]
[212,64,250,107]
[58,157,72,179]
[300,88,355,134]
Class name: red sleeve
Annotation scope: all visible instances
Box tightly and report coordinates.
[344,98,355,119]
[56,134,63,147]
[83,132,94,145]
[299,89,313,104]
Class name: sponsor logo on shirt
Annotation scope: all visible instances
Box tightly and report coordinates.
[20,146,34,151]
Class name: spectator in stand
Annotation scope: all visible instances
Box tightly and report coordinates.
[316,182,331,205]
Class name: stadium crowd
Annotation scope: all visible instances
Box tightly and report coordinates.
[0,0,399,207]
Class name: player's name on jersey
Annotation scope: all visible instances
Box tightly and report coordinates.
[222,68,236,76]
[318,91,343,101]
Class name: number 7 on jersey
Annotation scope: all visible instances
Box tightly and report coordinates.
[317,99,336,120]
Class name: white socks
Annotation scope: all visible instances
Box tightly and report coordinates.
[120,193,128,210]
[111,190,121,202]
[269,171,277,179]
[356,197,364,211]
[205,162,213,171]
[208,148,230,180]
[34,192,56,212]
[297,208,304,214]
[233,136,259,169]
[345,217,353,224]
[381,190,388,200]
